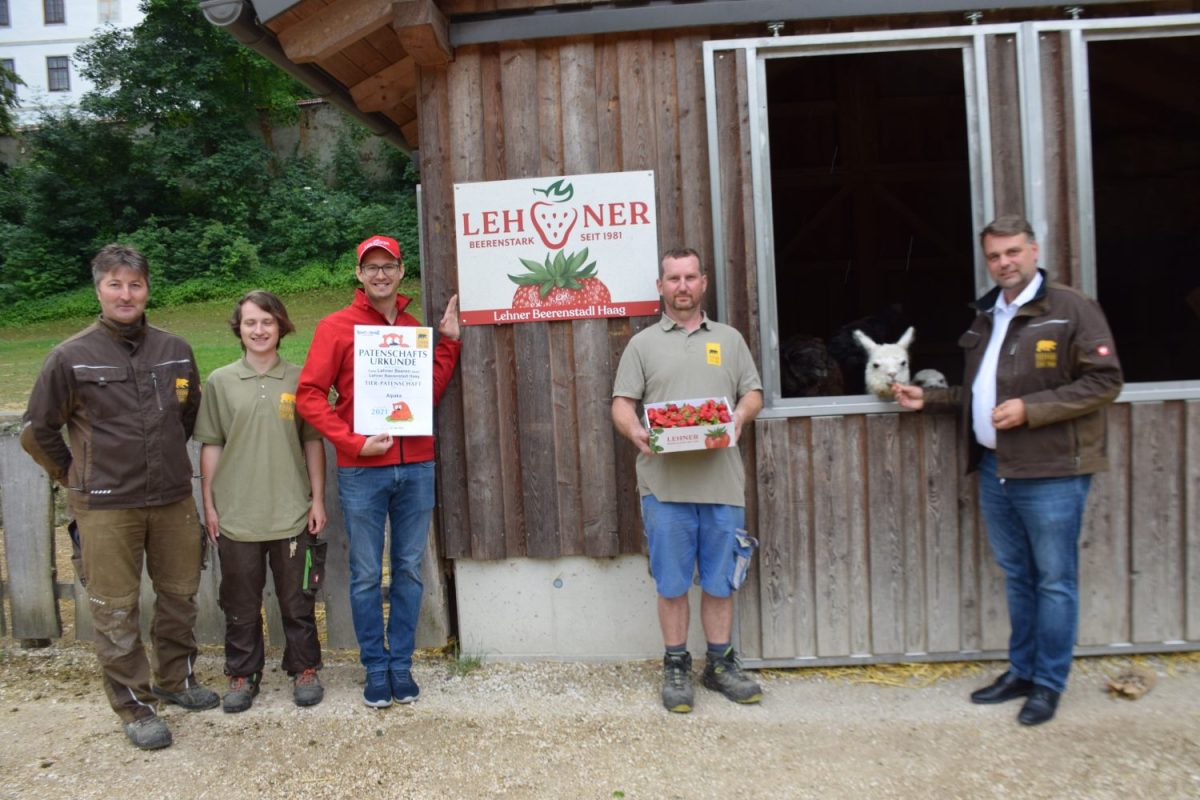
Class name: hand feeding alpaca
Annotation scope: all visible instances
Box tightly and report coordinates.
[853,326,915,399]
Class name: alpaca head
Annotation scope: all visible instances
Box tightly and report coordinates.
[853,326,914,399]
[913,368,948,389]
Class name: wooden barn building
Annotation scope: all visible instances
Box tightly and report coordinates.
[200,0,1200,665]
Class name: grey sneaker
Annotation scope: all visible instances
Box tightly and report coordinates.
[222,675,260,713]
[702,647,762,704]
[152,681,220,711]
[292,668,324,707]
[123,715,172,750]
[661,652,694,713]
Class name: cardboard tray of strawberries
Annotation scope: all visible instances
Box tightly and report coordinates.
[643,397,736,453]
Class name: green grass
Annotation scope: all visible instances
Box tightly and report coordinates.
[0,279,423,413]
[445,641,485,678]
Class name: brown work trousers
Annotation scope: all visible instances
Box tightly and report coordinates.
[73,498,204,723]
[217,533,322,679]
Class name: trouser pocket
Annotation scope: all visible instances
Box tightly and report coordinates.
[67,520,86,588]
[302,534,328,596]
[730,529,759,591]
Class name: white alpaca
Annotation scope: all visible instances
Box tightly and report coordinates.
[853,326,915,399]
[913,369,948,389]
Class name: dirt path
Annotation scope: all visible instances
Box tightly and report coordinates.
[1,641,1198,799]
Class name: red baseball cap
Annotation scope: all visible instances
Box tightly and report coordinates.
[356,235,402,264]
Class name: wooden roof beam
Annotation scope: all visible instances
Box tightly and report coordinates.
[349,56,418,113]
[277,0,396,64]
[394,0,452,66]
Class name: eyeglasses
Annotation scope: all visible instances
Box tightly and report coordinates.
[361,262,402,276]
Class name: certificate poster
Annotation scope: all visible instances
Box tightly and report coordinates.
[352,325,433,437]
[454,170,661,325]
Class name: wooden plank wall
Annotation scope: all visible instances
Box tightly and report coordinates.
[421,31,718,560]
[740,402,1200,663]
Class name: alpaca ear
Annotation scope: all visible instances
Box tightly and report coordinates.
[897,326,915,349]
[853,329,877,352]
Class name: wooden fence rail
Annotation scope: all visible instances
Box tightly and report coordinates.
[0,422,449,651]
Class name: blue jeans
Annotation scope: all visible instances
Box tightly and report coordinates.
[337,462,435,674]
[977,451,1091,694]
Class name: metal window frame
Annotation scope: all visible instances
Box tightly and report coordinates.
[45,55,69,92]
[43,0,64,25]
[1033,13,1200,402]
[0,59,15,94]
[704,24,1022,418]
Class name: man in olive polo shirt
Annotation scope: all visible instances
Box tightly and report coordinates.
[612,247,764,713]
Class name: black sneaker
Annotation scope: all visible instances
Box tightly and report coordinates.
[151,681,220,711]
[702,647,762,704]
[661,652,694,713]
[223,675,260,713]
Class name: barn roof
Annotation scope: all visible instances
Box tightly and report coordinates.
[200,0,1148,154]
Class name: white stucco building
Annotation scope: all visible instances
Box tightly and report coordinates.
[0,0,144,126]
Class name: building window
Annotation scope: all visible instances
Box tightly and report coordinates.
[44,0,65,25]
[98,0,119,24]
[47,56,70,92]
[1,0,11,27]
[1,59,16,94]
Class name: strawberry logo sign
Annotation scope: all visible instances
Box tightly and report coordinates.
[454,170,661,325]
[530,180,578,250]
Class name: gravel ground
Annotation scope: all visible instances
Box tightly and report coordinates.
[1,640,1198,799]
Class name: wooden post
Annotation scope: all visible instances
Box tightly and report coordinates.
[0,427,61,641]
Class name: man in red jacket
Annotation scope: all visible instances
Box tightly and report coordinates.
[297,235,461,708]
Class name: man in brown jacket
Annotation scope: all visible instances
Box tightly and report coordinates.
[894,216,1123,726]
[21,244,218,750]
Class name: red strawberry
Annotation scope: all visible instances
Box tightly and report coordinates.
[509,249,611,309]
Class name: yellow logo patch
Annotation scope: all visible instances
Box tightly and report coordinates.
[174,377,189,404]
[416,330,431,349]
[279,392,296,421]
[1035,340,1057,368]
[706,343,721,366]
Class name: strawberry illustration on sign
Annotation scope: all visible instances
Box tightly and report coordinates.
[509,248,611,309]
[386,400,413,422]
[531,179,578,250]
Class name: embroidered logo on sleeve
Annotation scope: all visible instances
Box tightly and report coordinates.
[706,343,721,366]
[175,377,190,404]
[1035,339,1057,368]
[279,392,297,421]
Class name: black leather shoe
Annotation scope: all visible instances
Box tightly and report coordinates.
[970,671,1034,704]
[1017,686,1061,726]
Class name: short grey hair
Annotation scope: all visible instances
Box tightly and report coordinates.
[91,244,150,287]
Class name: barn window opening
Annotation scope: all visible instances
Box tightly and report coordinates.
[1087,34,1200,384]
[766,48,977,398]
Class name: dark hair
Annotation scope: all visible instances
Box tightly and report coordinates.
[91,244,150,287]
[229,290,296,348]
[659,247,704,278]
[980,215,1036,245]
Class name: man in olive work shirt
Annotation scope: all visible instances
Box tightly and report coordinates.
[612,247,764,713]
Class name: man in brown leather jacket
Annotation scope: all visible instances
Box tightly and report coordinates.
[894,216,1123,726]
[21,244,219,750]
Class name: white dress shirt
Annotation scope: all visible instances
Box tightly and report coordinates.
[971,272,1043,449]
